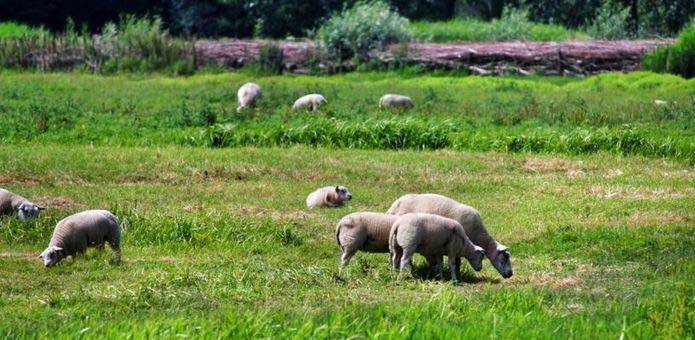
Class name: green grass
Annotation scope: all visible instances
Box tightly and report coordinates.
[0,71,693,162]
[0,145,692,338]
[412,18,591,42]
[0,22,47,39]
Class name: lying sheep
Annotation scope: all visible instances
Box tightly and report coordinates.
[38,210,121,267]
[379,94,414,110]
[335,212,398,266]
[306,186,352,209]
[0,188,45,221]
[387,193,512,278]
[293,94,327,111]
[389,213,485,282]
[237,82,262,112]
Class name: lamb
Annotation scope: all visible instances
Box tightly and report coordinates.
[335,212,398,266]
[292,94,327,111]
[379,94,414,110]
[237,82,262,112]
[306,186,352,209]
[38,210,121,267]
[389,213,485,282]
[387,193,513,278]
[0,188,45,221]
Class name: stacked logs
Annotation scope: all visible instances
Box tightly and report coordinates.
[194,39,672,76]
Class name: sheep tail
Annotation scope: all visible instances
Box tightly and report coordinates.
[335,225,342,250]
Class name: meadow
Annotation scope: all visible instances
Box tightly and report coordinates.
[0,70,693,338]
[0,71,693,162]
[0,145,692,338]
[412,18,591,42]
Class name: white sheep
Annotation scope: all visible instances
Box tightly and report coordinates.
[389,212,485,282]
[306,186,352,209]
[38,210,121,267]
[292,94,327,111]
[237,82,262,112]
[379,94,414,110]
[387,193,513,278]
[335,212,398,266]
[0,188,45,221]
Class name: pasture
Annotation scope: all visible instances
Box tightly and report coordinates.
[0,71,693,338]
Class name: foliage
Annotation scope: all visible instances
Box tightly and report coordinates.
[316,1,412,61]
[642,23,695,79]
[0,16,194,74]
[0,22,47,38]
[585,2,632,40]
[245,45,284,76]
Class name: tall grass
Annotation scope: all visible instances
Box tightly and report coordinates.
[642,23,695,79]
[0,22,47,38]
[0,17,194,74]
[412,9,590,42]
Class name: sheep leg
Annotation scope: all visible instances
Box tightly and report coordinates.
[399,247,415,275]
[341,248,356,266]
[108,241,121,263]
[449,256,460,283]
[455,257,462,279]
[391,246,403,271]
[426,256,443,279]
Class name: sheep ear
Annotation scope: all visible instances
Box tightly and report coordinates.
[474,245,484,253]
[497,244,508,253]
[37,205,46,210]
[335,186,340,192]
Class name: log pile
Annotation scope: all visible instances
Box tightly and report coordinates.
[194,39,672,76]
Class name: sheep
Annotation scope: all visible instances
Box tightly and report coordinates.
[0,188,45,221]
[387,193,513,278]
[389,212,485,282]
[306,186,352,209]
[379,94,414,110]
[335,212,398,266]
[292,94,327,111]
[38,210,121,267]
[237,82,262,112]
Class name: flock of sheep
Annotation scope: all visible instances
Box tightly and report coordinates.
[2,184,512,282]
[1,82,511,281]
[308,186,513,281]
[237,82,415,112]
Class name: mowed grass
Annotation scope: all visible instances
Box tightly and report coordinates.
[0,71,693,161]
[0,145,693,338]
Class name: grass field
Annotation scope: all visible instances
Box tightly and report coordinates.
[412,18,591,42]
[0,71,693,162]
[0,70,693,338]
[0,145,692,338]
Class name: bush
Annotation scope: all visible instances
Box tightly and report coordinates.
[246,45,284,75]
[585,3,631,40]
[643,23,695,79]
[0,22,47,38]
[412,7,590,42]
[0,16,194,75]
[316,0,412,62]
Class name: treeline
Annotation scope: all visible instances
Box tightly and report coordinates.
[1,0,692,38]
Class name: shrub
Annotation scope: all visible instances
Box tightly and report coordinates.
[0,22,47,38]
[642,23,695,79]
[0,16,194,74]
[316,0,412,62]
[585,3,631,40]
[246,45,284,75]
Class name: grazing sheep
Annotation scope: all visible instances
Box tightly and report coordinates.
[389,213,485,282]
[306,186,352,209]
[0,188,44,221]
[379,94,414,110]
[38,210,121,267]
[335,212,398,266]
[387,193,513,278]
[237,82,262,112]
[292,94,327,111]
